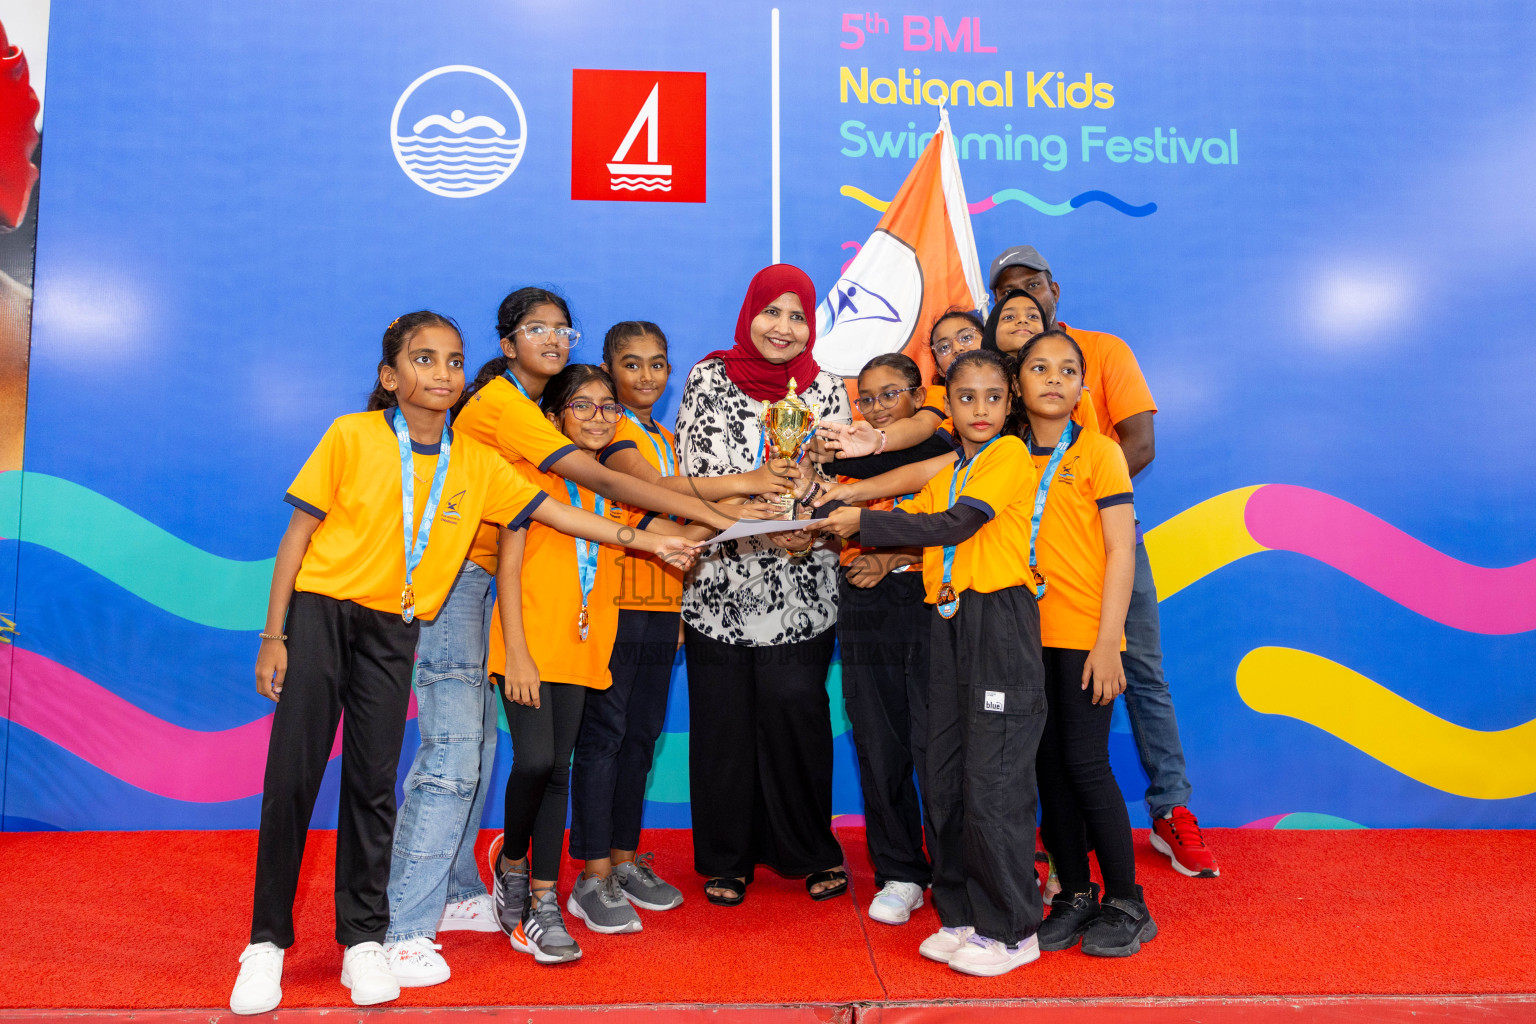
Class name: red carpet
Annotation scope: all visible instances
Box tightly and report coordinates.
[0,826,1533,1011]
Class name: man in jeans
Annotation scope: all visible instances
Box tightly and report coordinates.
[990,245,1219,878]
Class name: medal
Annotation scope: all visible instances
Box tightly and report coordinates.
[936,437,1000,620]
[392,407,452,624]
[1025,422,1075,602]
[564,479,605,643]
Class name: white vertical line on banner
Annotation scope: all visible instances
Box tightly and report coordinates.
[771,7,780,264]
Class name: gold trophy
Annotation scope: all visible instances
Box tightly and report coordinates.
[761,377,817,518]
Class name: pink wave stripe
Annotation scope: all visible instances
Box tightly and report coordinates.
[1241,814,1288,829]
[968,197,998,214]
[7,647,418,802]
[1245,484,1536,635]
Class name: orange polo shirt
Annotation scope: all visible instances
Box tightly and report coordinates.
[597,413,685,612]
[896,434,1038,604]
[1027,427,1134,650]
[487,464,652,689]
[286,410,546,621]
[455,373,579,573]
[1058,323,1157,441]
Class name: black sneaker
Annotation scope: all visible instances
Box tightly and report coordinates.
[1037,882,1100,951]
[1081,884,1157,957]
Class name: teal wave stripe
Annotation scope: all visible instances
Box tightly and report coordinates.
[990,188,1075,216]
[0,471,272,630]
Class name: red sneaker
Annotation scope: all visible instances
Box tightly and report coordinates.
[1150,806,1220,878]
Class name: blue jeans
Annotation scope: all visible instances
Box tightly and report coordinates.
[386,560,496,942]
[1121,541,1193,820]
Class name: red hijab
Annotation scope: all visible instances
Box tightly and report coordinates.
[704,264,821,402]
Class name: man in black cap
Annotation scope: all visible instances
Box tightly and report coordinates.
[991,244,1220,880]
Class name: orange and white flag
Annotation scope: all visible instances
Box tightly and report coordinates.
[815,107,988,384]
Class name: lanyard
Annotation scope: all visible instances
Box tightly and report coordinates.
[623,408,675,476]
[935,437,999,618]
[392,407,452,623]
[502,368,533,401]
[1025,421,1076,600]
[564,479,606,641]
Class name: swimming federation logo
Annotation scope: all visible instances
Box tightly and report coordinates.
[390,65,527,198]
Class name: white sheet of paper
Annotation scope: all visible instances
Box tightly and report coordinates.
[706,516,828,547]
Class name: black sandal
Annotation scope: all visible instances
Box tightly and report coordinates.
[806,868,849,901]
[705,876,746,907]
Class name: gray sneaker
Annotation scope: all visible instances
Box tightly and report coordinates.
[566,872,643,934]
[614,853,684,910]
[491,855,529,938]
[513,889,582,964]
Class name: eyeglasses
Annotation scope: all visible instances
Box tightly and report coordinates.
[516,324,582,349]
[930,329,981,360]
[853,385,922,412]
[564,399,623,422]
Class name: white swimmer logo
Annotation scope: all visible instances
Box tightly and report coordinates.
[390,65,527,198]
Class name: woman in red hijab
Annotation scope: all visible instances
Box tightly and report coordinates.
[674,265,853,906]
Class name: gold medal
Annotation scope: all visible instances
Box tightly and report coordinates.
[1032,568,1049,599]
[577,605,590,643]
[401,583,416,624]
[936,582,959,619]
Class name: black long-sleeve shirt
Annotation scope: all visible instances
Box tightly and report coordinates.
[857,502,990,549]
[828,432,958,479]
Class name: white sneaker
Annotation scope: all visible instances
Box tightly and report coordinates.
[229,942,283,1015]
[438,892,500,933]
[384,936,450,988]
[340,941,401,1006]
[918,925,975,963]
[948,933,1041,977]
[868,880,925,925]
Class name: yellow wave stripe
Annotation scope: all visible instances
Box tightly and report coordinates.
[1142,485,1267,600]
[1237,647,1536,799]
[839,184,891,213]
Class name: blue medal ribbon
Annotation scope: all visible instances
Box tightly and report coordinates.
[1024,420,1076,600]
[935,436,999,619]
[502,368,533,400]
[564,479,606,642]
[392,407,452,624]
[622,408,675,477]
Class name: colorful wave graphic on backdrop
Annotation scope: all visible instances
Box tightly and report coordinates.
[840,184,1157,217]
[2,470,1534,825]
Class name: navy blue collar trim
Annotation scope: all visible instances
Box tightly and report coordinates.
[1028,426,1084,456]
[381,408,451,454]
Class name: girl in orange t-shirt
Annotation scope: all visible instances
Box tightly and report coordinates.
[490,364,712,966]
[1012,328,1154,957]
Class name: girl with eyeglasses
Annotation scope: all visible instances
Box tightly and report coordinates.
[384,288,735,982]
[818,309,997,464]
[836,353,940,928]
[489,363,714,964]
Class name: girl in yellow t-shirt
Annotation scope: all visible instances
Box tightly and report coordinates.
[489,364,712,966]
[1012,328,1154,958]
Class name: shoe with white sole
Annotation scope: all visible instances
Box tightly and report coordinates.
[384,936,450,987]
[229,942,283,1015]
[868,880,925,925]
[948,933,1041,977]
[918,924,975,963]
[340,941,400,1006]
[567,872,642,934]
[613,853,684,910]
[511,889,583,964]
[438,892,500,933]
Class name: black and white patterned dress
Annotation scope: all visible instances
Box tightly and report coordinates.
[676,358,852,647]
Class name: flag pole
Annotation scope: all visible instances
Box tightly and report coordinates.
[771,7,780,264]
